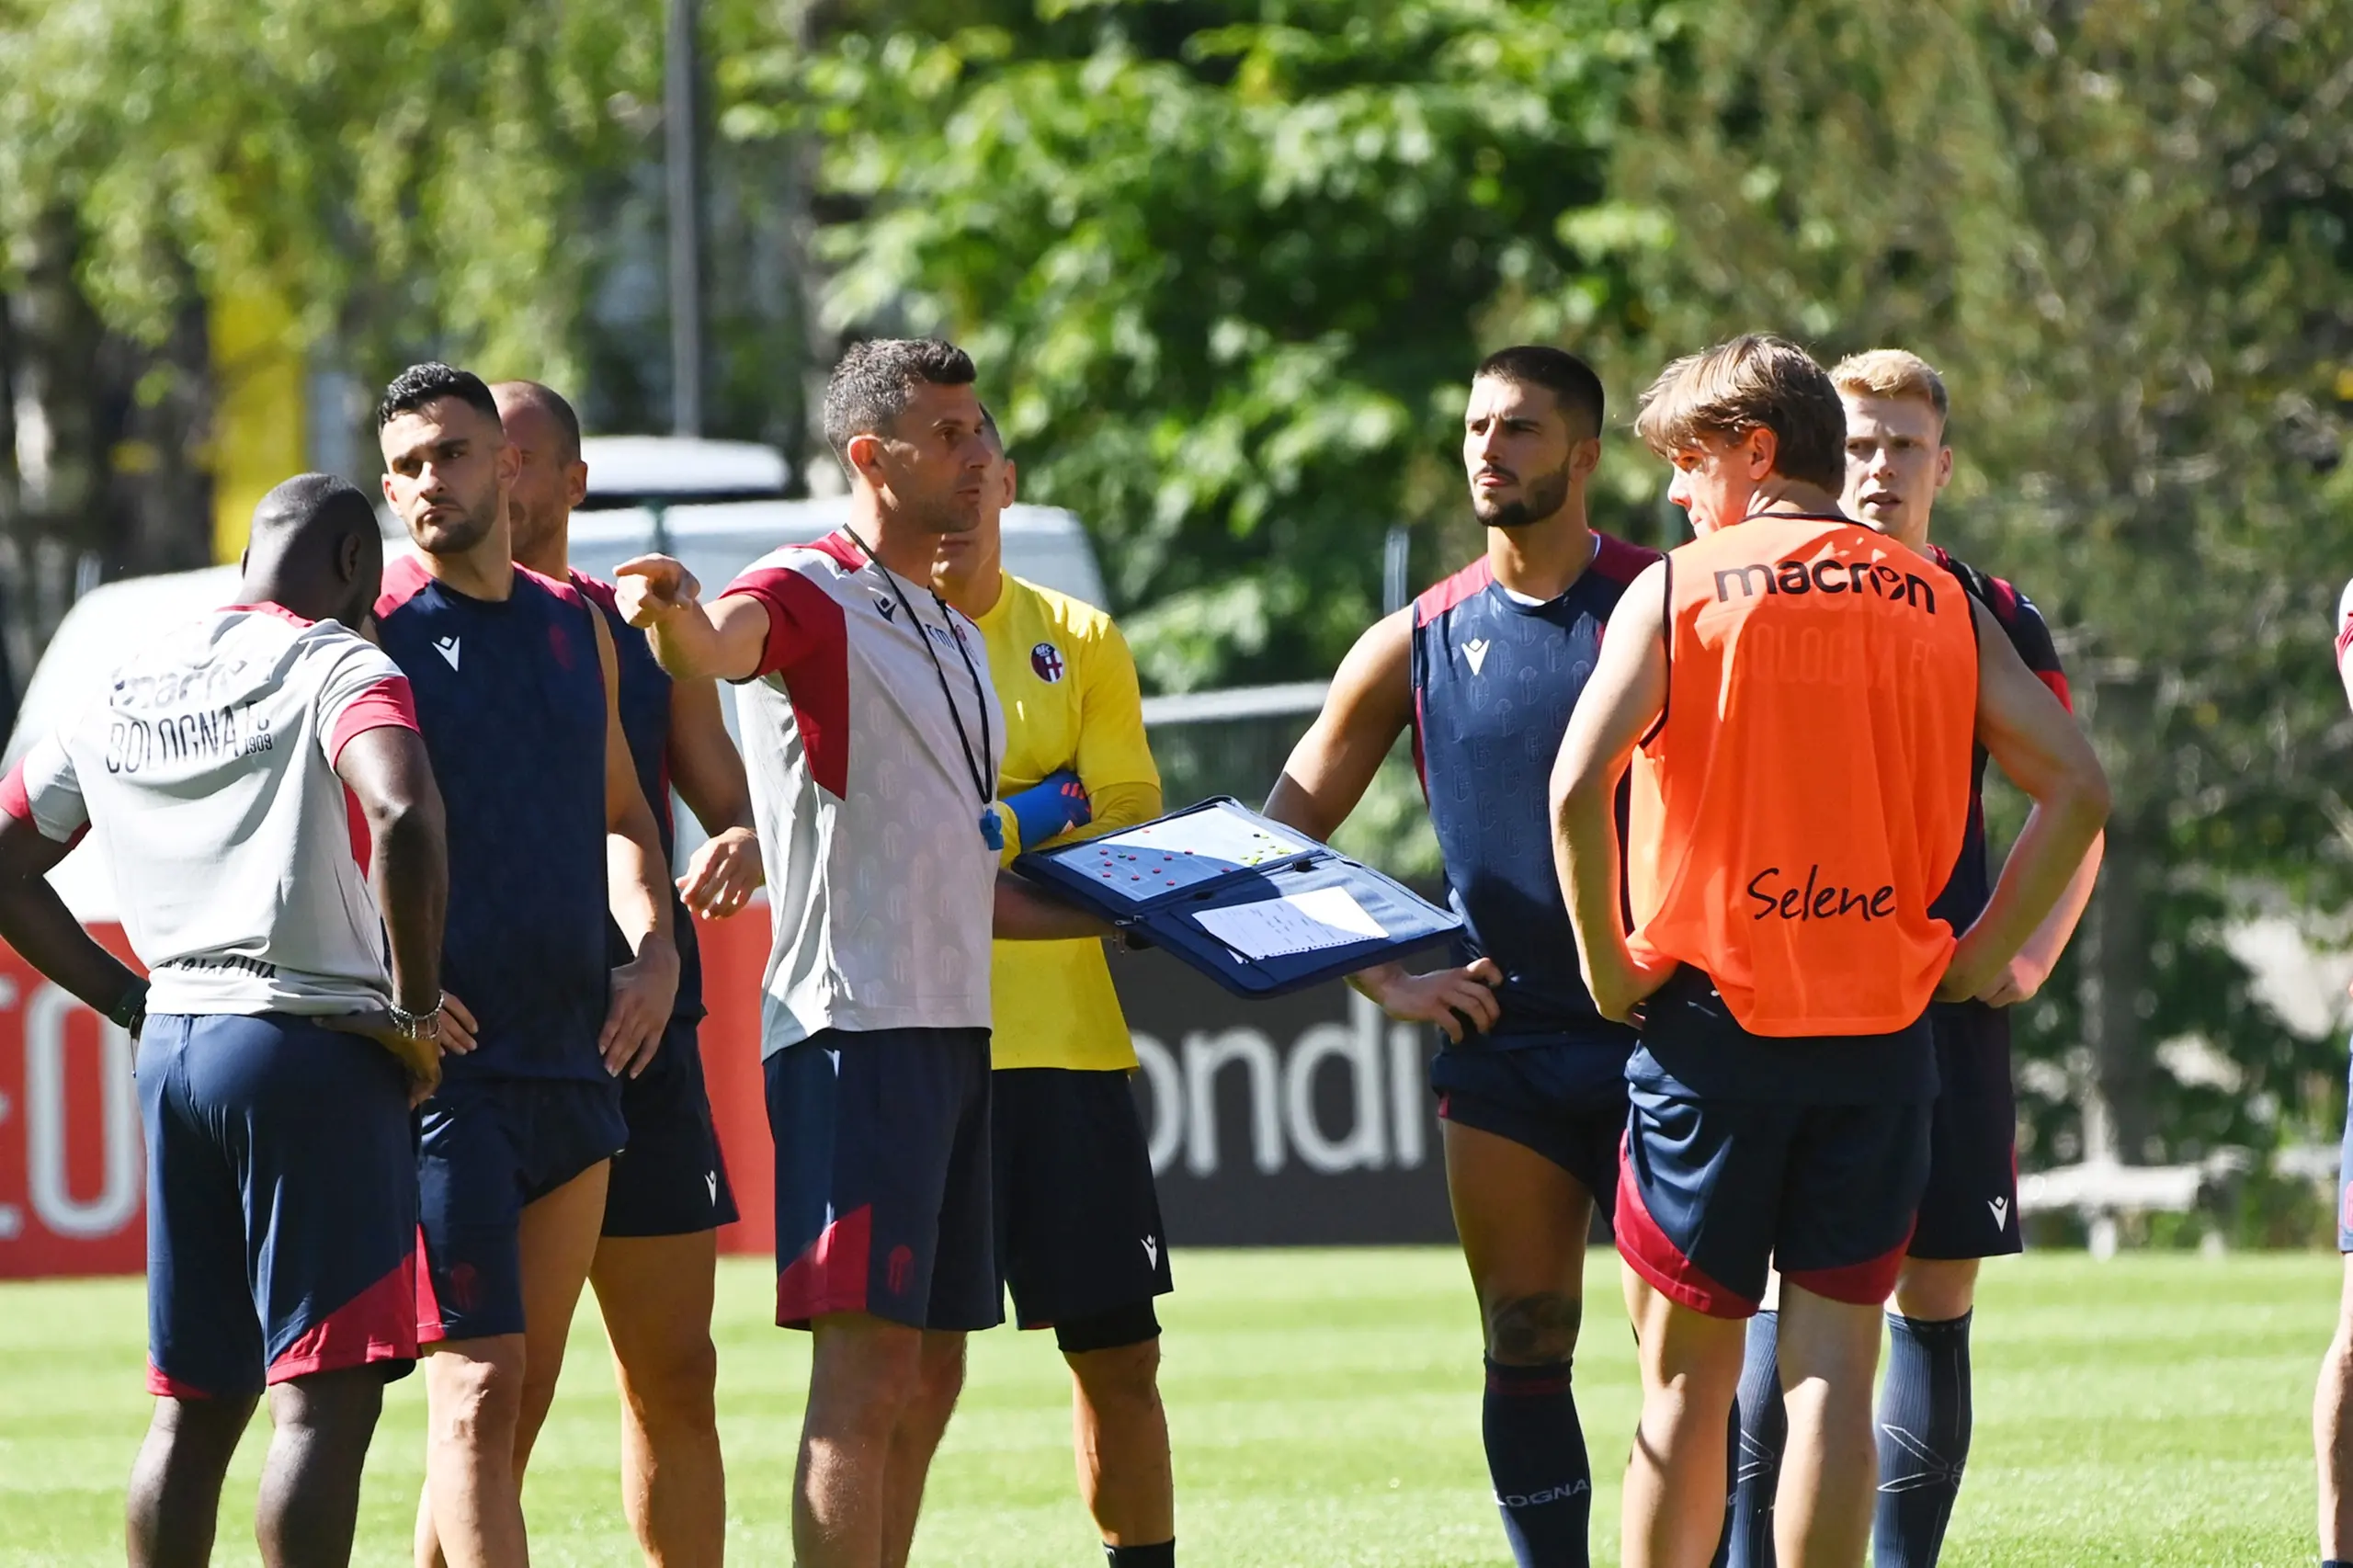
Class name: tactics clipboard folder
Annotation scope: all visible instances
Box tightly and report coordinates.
[1013,797,1463,997]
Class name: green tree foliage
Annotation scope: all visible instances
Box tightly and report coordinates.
[725,0,1663,690]
[0,0,664,381]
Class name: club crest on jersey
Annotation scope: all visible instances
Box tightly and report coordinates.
[1463,637,1490,676]
[1030,642,1066,683]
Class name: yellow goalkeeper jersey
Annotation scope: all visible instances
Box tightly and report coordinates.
[977,572,1162,1073]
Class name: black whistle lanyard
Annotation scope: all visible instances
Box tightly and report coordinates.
[842,527,995,806]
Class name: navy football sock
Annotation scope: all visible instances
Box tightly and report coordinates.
[1723,1309,1784,1568]
[1105,1542,1174,1566]
[1874,1311,1974,1568]
[2325,1560,2353,1568]
[1483,1357,1593,1567]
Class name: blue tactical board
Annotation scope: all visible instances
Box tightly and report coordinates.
[1013,797,1462,997]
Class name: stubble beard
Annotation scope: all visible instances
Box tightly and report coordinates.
[1472,461,1573,532]
[414,488,500,557]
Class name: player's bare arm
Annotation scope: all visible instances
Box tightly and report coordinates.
[592,607,681,1076]
[994,873,1117,941]
[666,672,764,918]
[1975,830,2104,1006]
[1264,607,1501,1040]
[0,814,146,1027]
[1549,560,1678,1023]
[1938,597,2112,1001]
[325,724,479,1101]
[616,553,772,683]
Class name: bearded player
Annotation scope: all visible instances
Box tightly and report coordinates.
[1267,347,1657,1567]
[376,363,679,1568]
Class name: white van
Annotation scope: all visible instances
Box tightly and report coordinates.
[6,437,1108,916]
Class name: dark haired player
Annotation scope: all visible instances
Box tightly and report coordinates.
[620,338,1100,1567]
[0,475,468,1567]
[494,379,762,1567]
[1266,346,1659,1568]
[375,363,680,1568]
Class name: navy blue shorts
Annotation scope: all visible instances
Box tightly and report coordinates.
[993,1068,1172,1335]
[767,1027,1000,1333]
[415,1077,626,1342]
[604,1017,740,1238]
[1615,970,1934,1320]
[1429,1038,1630,1209]
[1910,1002,2023,1260]
[141,1014,418,1399]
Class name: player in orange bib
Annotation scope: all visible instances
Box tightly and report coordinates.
[1548,335,2109,1568]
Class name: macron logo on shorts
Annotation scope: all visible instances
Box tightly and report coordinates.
[1142,1235,1159,1267]
[1989,1197,2010,1228]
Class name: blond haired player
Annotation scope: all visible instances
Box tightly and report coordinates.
[932,410,1177,1568]
[1720,349,2104,1568]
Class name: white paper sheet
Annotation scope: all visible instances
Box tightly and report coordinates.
[1192,886,1390,960]
[1061,805,1316,902]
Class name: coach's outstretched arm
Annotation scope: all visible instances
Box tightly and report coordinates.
[1937,599,2111,1000]
[616,553,771,684]
[1548,561,1679,1023]
[1266,608,1502,1041]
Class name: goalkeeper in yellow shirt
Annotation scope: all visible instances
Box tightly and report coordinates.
[934,409,1176,1568]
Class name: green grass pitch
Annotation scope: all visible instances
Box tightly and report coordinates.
[0,1248,2335,1565]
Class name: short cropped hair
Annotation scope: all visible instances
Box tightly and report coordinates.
[1830,348,1949,431]
[492,380,584,461]
[1474,346,1605,438]
[821,338,978,465]
[1634,335,1846,493]
[377,362,500,430]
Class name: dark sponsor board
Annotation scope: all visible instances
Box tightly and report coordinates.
[1109,949,1458,1246]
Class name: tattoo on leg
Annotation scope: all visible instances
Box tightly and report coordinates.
[1486,1291,1582,1364]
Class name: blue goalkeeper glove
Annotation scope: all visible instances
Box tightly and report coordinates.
[1001,769,1092,852]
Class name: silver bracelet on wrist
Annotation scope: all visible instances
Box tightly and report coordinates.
[388,994,444,1041]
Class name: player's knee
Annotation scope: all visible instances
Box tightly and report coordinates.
[271,1366,385,1440]
[1483,1290,1582,1364]
[1891,1256,1977,1321]
[426,1353,525,1448]
[914,1335,967,1411]
[621,1334,720,1435]
[146,1392,256,1463]
[1067,1335,1164,1414]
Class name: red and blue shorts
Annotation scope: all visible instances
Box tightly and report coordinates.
[1614,968,1936,1320]
[767,1026,1001,1333]
[140,1013,419,1399]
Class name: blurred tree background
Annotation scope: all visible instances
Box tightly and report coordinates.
[2,0,2350,1206]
